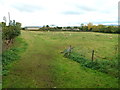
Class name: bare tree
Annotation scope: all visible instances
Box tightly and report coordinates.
[3,16,7,23]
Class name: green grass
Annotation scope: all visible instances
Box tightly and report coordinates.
[3,31,118,88]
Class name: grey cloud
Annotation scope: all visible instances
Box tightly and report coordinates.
[93,21,118,24]
[76,5,96,11]
[12,3,43,12]
[74,4,96,11]
[62,11,84,15]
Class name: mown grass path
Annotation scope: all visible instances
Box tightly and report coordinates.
[3,31,118,88]
[3,31,56,88]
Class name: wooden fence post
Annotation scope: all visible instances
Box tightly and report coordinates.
[92,50,94,62]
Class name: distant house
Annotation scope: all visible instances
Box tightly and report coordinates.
[24,26,42,30]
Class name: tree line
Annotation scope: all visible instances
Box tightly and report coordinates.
[80,23,119,33]
[38,23,119,33]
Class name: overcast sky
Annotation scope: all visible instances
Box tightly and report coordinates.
[0,0,119,27]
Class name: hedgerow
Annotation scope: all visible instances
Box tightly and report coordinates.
[67,52,118,78]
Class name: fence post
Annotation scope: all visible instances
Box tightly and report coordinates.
[92,50,94,61]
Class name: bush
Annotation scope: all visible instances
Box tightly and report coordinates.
[2,21,21,42]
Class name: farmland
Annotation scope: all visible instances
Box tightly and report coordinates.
[3,30,118,88]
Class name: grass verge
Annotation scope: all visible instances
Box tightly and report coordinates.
[2,37,28,76]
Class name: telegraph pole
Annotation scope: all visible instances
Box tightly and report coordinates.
[8,12,10,25]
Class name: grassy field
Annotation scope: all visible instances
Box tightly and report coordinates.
[3,31,118,88]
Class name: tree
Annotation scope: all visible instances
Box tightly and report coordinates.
[46,25,49,28]
[111,26,119,33]
[80,23,84,31]
[83,25,88,31]
[66,26,71,29]
[73,26,78,29]
[97,24,106,32]
[104,26,113,33]
[3,16,7,23]
[13,20,16,26]
[9,20,13,26]
[56,26,62,29]
[87,22,93,31]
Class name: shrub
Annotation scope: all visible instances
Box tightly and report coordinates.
[2,21,21,42]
